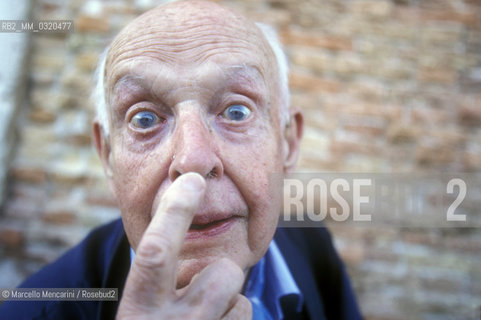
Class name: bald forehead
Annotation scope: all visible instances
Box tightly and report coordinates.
[106,0,275,72]
[127,0,245,32]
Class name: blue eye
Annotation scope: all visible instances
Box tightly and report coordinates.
[130,111,160,129]
[222,105,251,121]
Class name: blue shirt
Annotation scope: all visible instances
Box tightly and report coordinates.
[243,240,304,319]
[130,240,303,319]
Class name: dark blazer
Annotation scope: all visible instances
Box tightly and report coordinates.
[0,218,362,320]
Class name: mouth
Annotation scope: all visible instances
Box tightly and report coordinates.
[186,216,239,240]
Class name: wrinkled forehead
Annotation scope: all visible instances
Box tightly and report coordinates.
[104,1,277,92]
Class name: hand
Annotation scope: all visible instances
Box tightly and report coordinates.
[116,173,252,319]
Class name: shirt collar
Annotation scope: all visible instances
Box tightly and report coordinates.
[130,247,135,265]
[244,240,304,319]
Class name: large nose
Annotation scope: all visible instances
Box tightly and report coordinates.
[168,108,223,181]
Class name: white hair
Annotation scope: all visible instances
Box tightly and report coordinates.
[92,22,290,136]
[255,22,290,127]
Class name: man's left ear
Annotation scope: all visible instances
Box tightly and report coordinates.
[283,107,304,172]
[92,120,114,180]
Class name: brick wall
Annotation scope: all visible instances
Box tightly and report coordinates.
[0,0,480,319]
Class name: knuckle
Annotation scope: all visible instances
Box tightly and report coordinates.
[217,258,244,282]
[237,295,252,315]
[201,259,245,301]
[222,295,253,320]
[135,233,173,269]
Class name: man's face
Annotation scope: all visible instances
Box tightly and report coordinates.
[95,1,300,288]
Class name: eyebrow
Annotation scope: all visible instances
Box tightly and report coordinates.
[112,74,146,98]
[111,64,267,99]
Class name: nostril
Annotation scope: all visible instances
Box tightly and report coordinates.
[170,170,181,182]
[170,168,218,182]
[206,168,217,179]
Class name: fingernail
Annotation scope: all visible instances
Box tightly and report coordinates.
[180,172,206,192]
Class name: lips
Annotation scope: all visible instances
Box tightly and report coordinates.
[190,217,231,230]
[186,213,240,240]
[190,212,233,226]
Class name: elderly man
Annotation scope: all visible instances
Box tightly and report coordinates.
[1,1,361,319]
